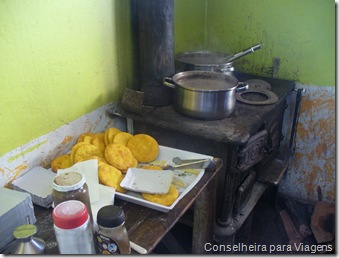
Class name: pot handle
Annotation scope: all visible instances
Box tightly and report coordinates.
[163,77,176,89]
[236,82,249,92]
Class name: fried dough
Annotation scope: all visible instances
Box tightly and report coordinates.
[142,185,178,206]
[127,134,159,163]
[104,127,121,146]
[73,143,102,163]
[70,142,88,164]
[98,162,126,193]
[91,132,106,153]
[51,154,72,172]
[113,132,133,146]
[105,143,138,172]
[77,132,95,143]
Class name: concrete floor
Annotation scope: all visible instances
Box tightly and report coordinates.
[153,189,330,255]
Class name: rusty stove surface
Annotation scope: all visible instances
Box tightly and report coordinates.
[111,72,296,242]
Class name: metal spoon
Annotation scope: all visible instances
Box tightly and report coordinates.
[172,157,208,165]
[163,158,212,170]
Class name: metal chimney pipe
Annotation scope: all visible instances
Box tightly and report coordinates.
[137,0,174,106]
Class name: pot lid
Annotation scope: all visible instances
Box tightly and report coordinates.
[176,51,233,66]
[176,44,262,67]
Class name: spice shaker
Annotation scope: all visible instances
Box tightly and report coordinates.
[52,200,96,254]
[11,224,46,254]
[52,171,94,224]
[96,205,131,254]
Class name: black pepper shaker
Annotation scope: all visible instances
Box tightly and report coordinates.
[95,205,131,254]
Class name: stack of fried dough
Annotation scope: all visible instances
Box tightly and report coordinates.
[50,127,178,206]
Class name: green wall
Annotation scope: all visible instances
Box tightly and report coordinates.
[0,0,136,155]
[203,0,335,85]
[1,0,335,156]
[174,0,206,52]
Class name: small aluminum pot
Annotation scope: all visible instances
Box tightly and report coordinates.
[175,44,262,77]
[175,51,235,76]
[163,71,248,120]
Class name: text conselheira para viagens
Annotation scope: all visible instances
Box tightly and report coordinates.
[204,242,333,254]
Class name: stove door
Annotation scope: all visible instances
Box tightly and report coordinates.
[236,130,267,172]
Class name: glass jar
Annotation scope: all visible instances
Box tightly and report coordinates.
[96,205,131,254]
[52,171,93,224]
[52,200,96,254]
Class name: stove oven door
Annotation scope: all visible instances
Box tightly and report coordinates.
[236,130,268,172]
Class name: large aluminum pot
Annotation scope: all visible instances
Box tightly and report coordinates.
[163,71,248,120]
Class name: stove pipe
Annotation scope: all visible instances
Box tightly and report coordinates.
[137,0,174,106]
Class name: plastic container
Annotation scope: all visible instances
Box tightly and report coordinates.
[52,200,95,254]
[52,171,93,224]
[96,205,131,254]
[11,224,45,254]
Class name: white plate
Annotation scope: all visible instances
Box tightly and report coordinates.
[120,168,174,194]
[115,145,213,213]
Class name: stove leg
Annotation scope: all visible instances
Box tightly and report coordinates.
[213,234,236,254]
[192,176,216,254]
[214,182,267,238]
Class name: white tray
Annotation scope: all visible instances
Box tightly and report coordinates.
[115,145,213,213]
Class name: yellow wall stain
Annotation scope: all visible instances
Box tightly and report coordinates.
[292,152,304,171]
[40,160,50,169]
[82,119,93,132]
[62,136,73,145]
[316,118,333,132]
[321,98,335,111]
[315,143,327,159]
[14,163,29,175]
[104,121,114,130]
[326,189,335,201]
[3,162,29,189]
[303,166,320,198]
[296,123,309,141]
[4,183,12,189]
[283,86,335,203]
[7,140,48,162]
[324,161,335,179]
[305,151,315,162]
[299,97,313,115]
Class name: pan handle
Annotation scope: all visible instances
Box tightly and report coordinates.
[163,77,176,89]
[226,43,262,63]
[236,82,249,92]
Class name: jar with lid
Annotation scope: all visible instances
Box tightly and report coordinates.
[96,205,131,254]
[52,200,96,254]
[52,171,93,225]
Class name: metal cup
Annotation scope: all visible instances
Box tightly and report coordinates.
[11,224,46,254]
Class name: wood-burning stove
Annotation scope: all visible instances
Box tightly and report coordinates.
[110,72,297,247]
